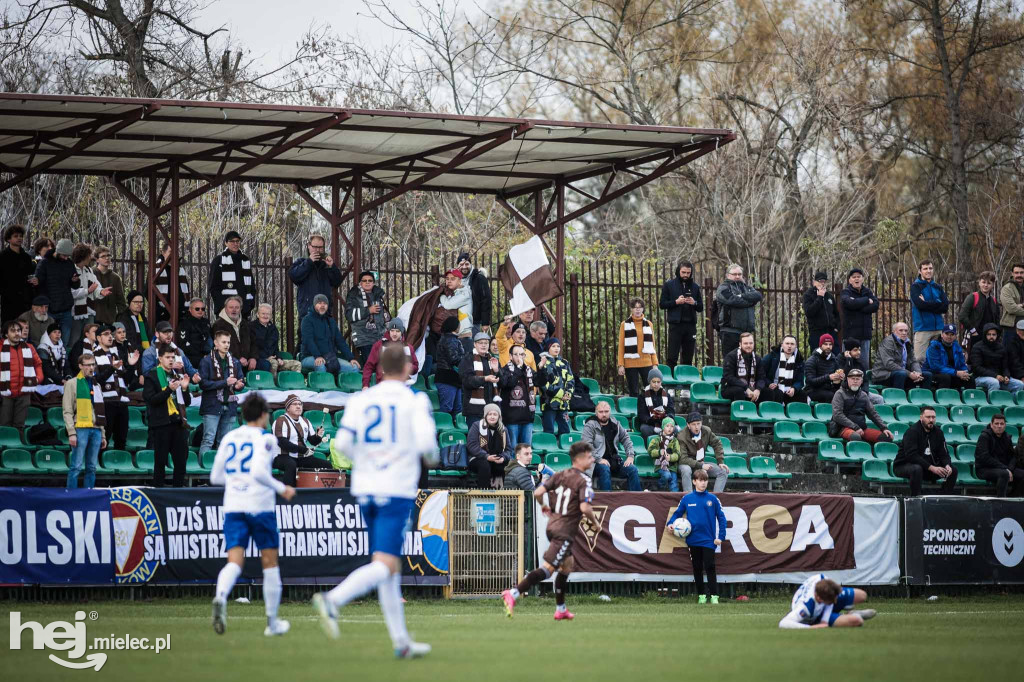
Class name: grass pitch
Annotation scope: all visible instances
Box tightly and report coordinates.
[3,594,1023,681]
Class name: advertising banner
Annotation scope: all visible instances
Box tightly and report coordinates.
[904,496,1024,585]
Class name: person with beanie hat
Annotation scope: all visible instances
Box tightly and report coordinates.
[116,290,151,354]
[805,333,844,404]
[289,233,343,318]
[459,332,501,429]
[208,230,256,317]
[659,260,703,367]
[636,366,675,439]
[802,272,840,350]
[361,317,419,388]
[434,316,465,416]
[345,270,390,363]
[270,394,334,486]
[537,336,575,435]
[647,416,681,491]
[674,411,729,493]
[457,251,492,333]
[840,268,879,364]
[34,237,83,342]
[466,403,514,488]
[301,294,360,376]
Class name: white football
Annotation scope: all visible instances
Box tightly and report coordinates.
[671,518,692,539]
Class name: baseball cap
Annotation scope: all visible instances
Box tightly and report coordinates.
[814,271,828,282]
[942,324,956,334]
[847,368,864,377]
[473,332,490,342]
[155,321,173,333]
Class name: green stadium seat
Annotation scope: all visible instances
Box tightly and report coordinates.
[873,442,899,462]
[977,405,1002,424]
[730,401,764,423]
[967,423,986,441]
[1005,406,1024,428]
[545,452,571,471]
[956,444,976,463]
[573,414,591,431]
[532,415,543,430]
[185,451,206,475]
[674,365,701,384]
[125,428,149,451]
[881,388,909,405]
[433,412,455,430]
[592,394,617,409]
[941,424,969,445]
[749,456,792,479]
[277,351,294,360]
[579,378,600,395]
[949,405,976,424]
[862,459,903,484]
[35,449,68,474]
[611,414,631,430]
[933,406,951,425]
[786,402,814,423]
[888,422,909,442]
[658,365,682,387]
[25,406,43,427]
[271,409,286,423]
[201,450,218,470]
[758,401,786,422]
[961,389,988,406]
[530,454,543,466]
[629,434,646,452]
[719,436,743,456]
[817,440,849,463]
[802,421,828,441]
[846,441,874,461]
[988,390,1016,408]
[633,454,657,477]
[308,372,339,391]
[135,450,155,471]
[54,427,71,450]
[773,421,809,443]
[0,448,35,474]
[411,374,430,391]
[186,405,201,424]
[617,397,638,413]
[908,388,935,406]
[334,372,362,393]
[47,406,64,430]
[455,414,468,431]
[246,370,277,390]
[1018,392,1024,405]
[813,403,833,422]
[873,404,895,423]
[426,391,441,410]
[303,409,333,430]
[560,433,582,450]
[277,370,307,390]
[0,426,32,451]
[954,461,987,486]
[701,366,723,384]
[896,404,922,422]
[127,406,146,429]
[98,449,142,474]
[723,455,755,478]
[690,382,729,405]
[438,430,466,448]
[934,388,963,407]
[532,432,560,452]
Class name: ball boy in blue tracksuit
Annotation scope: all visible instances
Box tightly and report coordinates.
[667,468,727,603]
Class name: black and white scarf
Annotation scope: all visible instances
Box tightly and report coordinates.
[216,250,254,305]
[470,352,501,405]
[775,352,797,392]
[0,341,38,395]
[623,317,655,358]
[73,266,98,320]
[154,256,191,311]
[273,414,314,457]
[92,343,129,403]
[643,386,669,411]
[477,422,507,456]
[734,348,758,388]
[208,350,239,403]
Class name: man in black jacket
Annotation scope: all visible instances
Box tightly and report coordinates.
[659,261,703,367]
[143,343,192,487]
[970,323,1024,394]
[805,334,843,403]
[0,224,37,322]
[460,333,501,430]
[1006,320,1024,383]
[208,230,256,317]
[840,268,879,364]
[757,335,807,404]
[975,414,1024,497]
[178,298,213,370]
[458,252,492,334]
[721,332,762,403]
[35,238,81,343]
[893,406,956,496]
[802,272,840,350]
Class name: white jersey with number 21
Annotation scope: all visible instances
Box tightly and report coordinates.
[210,425,285,514]
[334,380,437,500]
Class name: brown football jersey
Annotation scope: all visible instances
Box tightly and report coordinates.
[544,468,594,538]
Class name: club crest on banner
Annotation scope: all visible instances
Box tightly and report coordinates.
[109,487,162,584]
[580,505,607,551]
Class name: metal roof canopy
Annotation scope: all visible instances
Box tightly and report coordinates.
[0,93,734,332]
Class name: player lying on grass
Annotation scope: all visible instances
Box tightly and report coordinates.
[778,574,877,629]
[210,393,297,637]
[312,344,439,659]
[502,441,599,621]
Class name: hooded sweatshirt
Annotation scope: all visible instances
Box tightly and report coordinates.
[969,323,1011,378]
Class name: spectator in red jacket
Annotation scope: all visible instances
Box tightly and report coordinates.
[0,318,44,435]
[361,319,419,388]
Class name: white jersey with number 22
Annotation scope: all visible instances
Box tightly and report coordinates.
[210,425,285,514]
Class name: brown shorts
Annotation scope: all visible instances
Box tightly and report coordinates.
[543,534,575,568]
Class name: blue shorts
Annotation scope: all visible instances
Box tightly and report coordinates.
[827,587,857,626]
[359,496,416,557]
[223,512,279,551]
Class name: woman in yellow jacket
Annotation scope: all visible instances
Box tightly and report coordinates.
[617,297,659,396]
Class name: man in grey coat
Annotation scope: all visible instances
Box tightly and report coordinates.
[715,263,763,356]
[581,401,641,491]
[871,321,933,390]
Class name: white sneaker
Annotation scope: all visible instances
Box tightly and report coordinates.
[211,599,226,635]
[851,609,877,621]
[264,619,290,637]
[395,641,431,659]
[311,593,340,640]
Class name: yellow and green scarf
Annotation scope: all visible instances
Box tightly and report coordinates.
[156,366,180,418]
[133,314,150,350]
[74,373,106,428]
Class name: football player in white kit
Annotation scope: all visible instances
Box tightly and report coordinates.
[778,573,877,629]
[210,393,297,636]
[312,344,438,659]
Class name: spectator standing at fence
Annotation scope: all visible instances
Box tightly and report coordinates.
[460,332,501,430]
[872,322,933,390]
[499,345,536,446]
[144,343,192,487]
[93,325,135,451]
[178,298,213,370]
[636,367,675,439]
[199,329,245,454]
[439,269,473,351]
[909,259,950,362]
[975,413,1024,497]
[17,296,55,347]
[646,417,681,491]
[803,272,841,351]
[970,323,1024,394]
[112,323,141,390]
[714,264,762,356]
[434,316,465,417]
[345,271,390,364]
[659,260,703,368]
[924,324,974,391]
[537,337,575,436]
[141,320,200,383]
[720,332,762,403]
[209,230,256,318]
[0,225,37,322]
[70,243,106,350]
[63,352,105,489]
[289,234,342,317]
[152,242,190,323]
[0,319,42,435]
[1007,321,1024,384]
[958,271,999,353]
[91,246,126,325]
[675,411,730,493]
[805,334,844,404]
[212,296,258,373]
[301,294,360,376]
[582,400,641,491]
[32,237,53,262]
[840,268,879,363]
[117,290,151,352]
[35,238,81,343]
[1000,264,1024,347]
[457,251,492,335]
[362,319,418,388]
[616,298,659,397]
[828,369,893,444]
[893,406,956,495]
[466,403,514,489]
[758,335,807,404]
[37,323,68,385]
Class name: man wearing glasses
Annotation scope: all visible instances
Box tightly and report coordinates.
[179,298,214,369]
[209,230,256,318]
[62,353,106,489]
[345,271,390,364]
[289,234,342,318]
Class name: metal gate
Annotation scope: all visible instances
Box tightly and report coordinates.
[447,490,526,598]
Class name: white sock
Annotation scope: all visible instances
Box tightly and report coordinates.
[378,573,410,649]
[263,566,282,626]
[509,588,520,599]
[215,562,242,603]
[326,561,390,609]
[556,604,567,613]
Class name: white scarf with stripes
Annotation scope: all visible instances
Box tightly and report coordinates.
[92,343,129,403]
[623,318,655,358]
[0,341,38,396]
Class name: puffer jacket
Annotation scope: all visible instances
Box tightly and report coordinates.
[434,332,465,387]
[802,286,840,335]
[924,338,968,376]
[35,253,81,314]
[805,348,841,389]
[714,280,762,333]
[440,285,473,336]
[840,283,879,343]
[970,323,1011,378]
[300,308,354,361]
[659,274,703,325]
[503,458,536,491]
[829,382,887,436]
[538,355,575,412]
[910,277,949,333]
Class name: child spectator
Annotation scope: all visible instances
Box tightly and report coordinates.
[646,417,681,491]
[667,468,727,604]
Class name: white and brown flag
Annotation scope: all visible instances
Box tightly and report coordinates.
[498,236,563,315]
